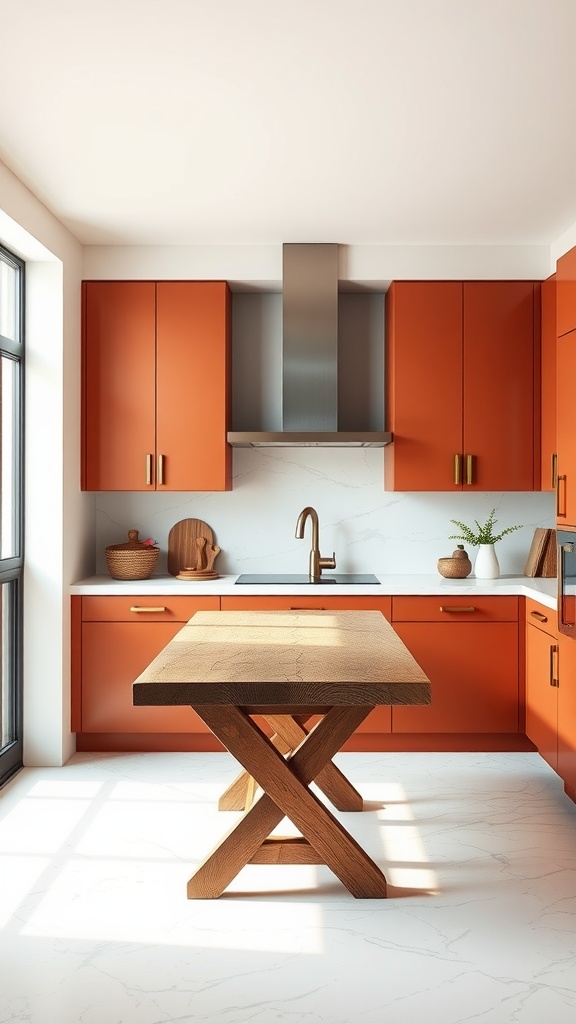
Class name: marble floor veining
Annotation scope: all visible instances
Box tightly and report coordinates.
[1,751,576,1024]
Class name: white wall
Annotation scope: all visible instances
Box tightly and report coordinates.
[83,242,554,289]
[0,160,92,767]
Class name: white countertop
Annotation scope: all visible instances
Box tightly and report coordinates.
[70,573,558,609]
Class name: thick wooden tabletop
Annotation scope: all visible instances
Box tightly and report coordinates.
[133,610,431,710]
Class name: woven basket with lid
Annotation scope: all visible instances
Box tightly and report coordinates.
[105,529,159,580]
[437,544,472,579]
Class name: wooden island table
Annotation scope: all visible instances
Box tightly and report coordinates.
[133,609,431,899]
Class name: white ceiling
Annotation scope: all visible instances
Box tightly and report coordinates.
[2,0,576,248]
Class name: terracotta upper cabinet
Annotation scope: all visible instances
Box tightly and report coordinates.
[82,280,232,491]
[540,275,557,492]
[555,330,576,524]
[384,282,463,491]
[385,280,539,491]
[556,246,576,338]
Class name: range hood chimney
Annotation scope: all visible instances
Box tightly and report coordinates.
[227,243,393,448]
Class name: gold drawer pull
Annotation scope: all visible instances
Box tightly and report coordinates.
[289,606,327,611]
[465,454,474,486]
[530,610,548,623]
[146,453,153,486]
[454,453,462,486]
[557,474,567,518]
[440,605,476,613]
[550,643,559,688]
[130,606,167,613]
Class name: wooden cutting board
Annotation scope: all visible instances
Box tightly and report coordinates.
[167,518,215,575]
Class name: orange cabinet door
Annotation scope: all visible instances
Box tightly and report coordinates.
[462,282,537,491]
[82,280,231,492]
[220,595,392,733]
[385,281,463,490]
[540,275,557,492]
[391,621,519,733]
[385,280,538,492]
[556,246,576,338]
[156,282,231,491]
[82,281,156,490]
[558,635,576,802]
[81,621,211,733]
[525,622,558,772]
[556,330,576,524]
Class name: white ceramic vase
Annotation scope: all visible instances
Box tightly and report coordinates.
[475,543,500,579]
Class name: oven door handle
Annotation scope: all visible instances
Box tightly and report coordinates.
[559,541,575,631]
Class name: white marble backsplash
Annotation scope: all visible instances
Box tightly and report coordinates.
[93,448,555,576]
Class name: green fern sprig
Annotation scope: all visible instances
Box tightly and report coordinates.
[449,508,522,546]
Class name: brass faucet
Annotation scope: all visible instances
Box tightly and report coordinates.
[295,506,336,582]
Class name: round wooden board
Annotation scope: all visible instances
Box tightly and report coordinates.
[167,518,215,575]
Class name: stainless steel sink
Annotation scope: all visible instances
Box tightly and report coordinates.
[235,573,380,585]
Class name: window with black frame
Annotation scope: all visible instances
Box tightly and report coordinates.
[0,244,24,787]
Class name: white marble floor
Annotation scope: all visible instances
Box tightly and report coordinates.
[1,751,576,1024]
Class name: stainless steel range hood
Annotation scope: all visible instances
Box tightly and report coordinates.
[227,243,393,448]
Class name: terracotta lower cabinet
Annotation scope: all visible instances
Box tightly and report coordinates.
[391,596,519,734]
[71,592,528,750]
[557,635,576,803]
[385,280,539,491]
[220,595,393,733]
[82,280,231,492]
[72,596,220,739]
[525,599,559,772]
[524,598,576,803]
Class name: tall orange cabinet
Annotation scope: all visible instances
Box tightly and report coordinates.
[82,281,231,491]
[555,248,576,523]
[385,281,539,491]
[555,333,576,524]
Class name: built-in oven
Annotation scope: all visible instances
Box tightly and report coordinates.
[557,527,576,637]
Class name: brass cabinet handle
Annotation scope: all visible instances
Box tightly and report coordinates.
[146,453,153,486]
[530,610,548,623]
[289,606,327,611]
[550,643,559,687]
[440,605,476,613]
[454,454,462,486]
[551,453,558,490]
[130,606,167,613]
[556,474,567,518]
[157,454,165,486]
[465,454,473,486]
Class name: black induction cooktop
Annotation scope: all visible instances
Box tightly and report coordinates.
[235,573,380,585]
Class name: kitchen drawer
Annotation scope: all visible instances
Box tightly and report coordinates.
[391,595,518,623]
[221,596,392,616]
[525,598,557,637]
[81,595,219,622]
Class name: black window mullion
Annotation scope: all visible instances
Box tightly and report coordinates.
[0,242,24,788]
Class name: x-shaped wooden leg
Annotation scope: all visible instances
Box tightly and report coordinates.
[217,713,363,812]
[187,704,388,899]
